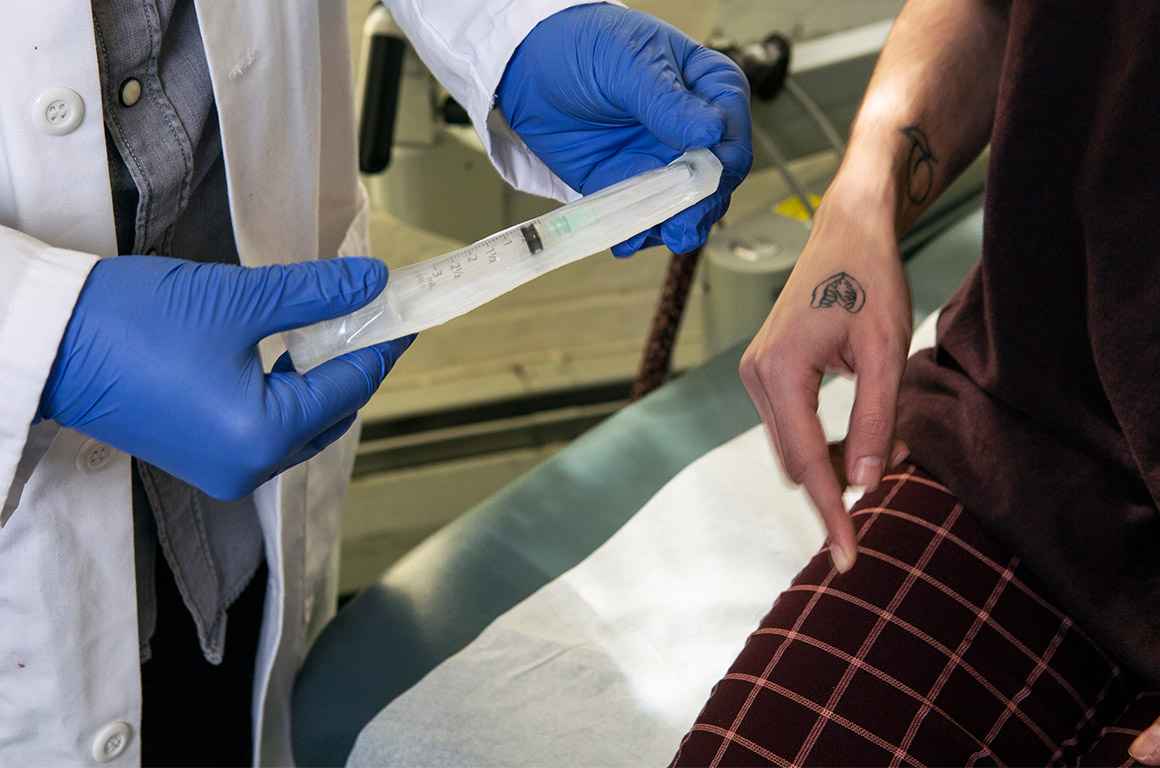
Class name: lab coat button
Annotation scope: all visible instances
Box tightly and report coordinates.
[92,721,132,762]
[119,78,142,108]
[77,439,114,473]
[33,88,85,136]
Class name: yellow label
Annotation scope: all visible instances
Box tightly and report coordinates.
[773,193,822,223]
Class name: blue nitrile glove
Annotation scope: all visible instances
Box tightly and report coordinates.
[38,256,413,500]
[498,3,753,257]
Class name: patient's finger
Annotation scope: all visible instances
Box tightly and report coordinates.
[1131,719,1160,765]
[891,439,910,467]
[768,366,857,573]
[829,438,911,489]
[740,358,786,467]
[844,340,905,493]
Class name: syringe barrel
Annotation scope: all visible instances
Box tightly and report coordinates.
[284,149,723,373]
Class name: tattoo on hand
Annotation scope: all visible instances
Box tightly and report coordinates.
[811,272,866,313]
[901,125,937,205]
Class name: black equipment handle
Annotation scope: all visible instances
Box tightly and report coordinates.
[720,33,792,103]
[358,23,408,174]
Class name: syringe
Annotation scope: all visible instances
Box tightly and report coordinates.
[285,149,723,372]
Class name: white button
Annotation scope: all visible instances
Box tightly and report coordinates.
[77,439,115,473]
[32,87,85,136]
[119,78,142,108]
[91,721,132,763]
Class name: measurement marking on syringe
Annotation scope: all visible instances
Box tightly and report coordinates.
[415,224,552,292]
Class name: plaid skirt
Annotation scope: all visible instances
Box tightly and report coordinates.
[672,465,1159,767]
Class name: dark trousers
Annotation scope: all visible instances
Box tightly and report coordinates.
[140,556,267,767]
[674,465,1159,767]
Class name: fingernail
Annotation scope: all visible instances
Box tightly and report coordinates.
[1131,727,1160,764]
[851,457,884,491]
[891,444,910,468]
[831,544,855,574]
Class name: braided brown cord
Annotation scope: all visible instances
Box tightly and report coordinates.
[631,247,703,400]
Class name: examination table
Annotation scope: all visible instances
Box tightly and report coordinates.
[292,203,986,766]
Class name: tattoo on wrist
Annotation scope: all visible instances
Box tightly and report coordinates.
[810,272,866,313]
[901,125,937,205]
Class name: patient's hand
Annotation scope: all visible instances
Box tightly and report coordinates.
[740,181,912,573]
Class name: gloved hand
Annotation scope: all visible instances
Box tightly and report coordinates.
[38,256,412,500]
[498,3,752,257]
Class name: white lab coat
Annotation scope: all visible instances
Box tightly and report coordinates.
[0,0,603,764]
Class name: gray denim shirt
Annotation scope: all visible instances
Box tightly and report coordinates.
[91,0,265,665]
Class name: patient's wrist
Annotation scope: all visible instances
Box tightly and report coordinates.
[819,156,901,238]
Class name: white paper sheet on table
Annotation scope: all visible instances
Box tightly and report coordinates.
[348,313,942,768]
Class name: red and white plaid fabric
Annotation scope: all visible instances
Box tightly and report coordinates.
[672,465,1159,767]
